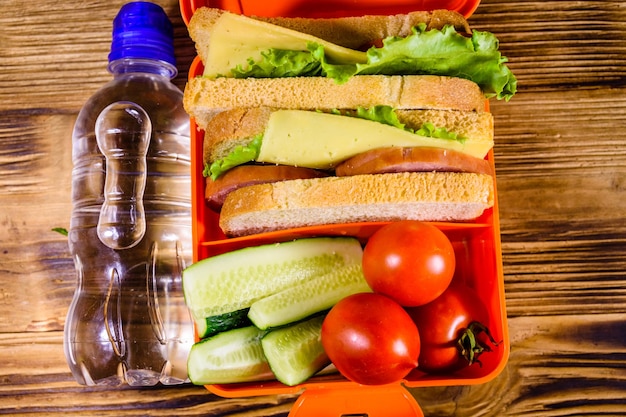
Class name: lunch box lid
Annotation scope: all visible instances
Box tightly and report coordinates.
[181,0,481,25]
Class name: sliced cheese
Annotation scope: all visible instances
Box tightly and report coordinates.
[257,110,493,169]
[204,12,367,77]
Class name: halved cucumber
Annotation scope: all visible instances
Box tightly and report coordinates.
[187,326,273,385]
[248,263,371,330]
[183,237,363,319]
[261,315,329,386]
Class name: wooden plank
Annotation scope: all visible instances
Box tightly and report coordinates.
[469,0,626,90]
[490,88,626,317]
[1,315,625,416]
[0,112,75,333]
[0,0,196,111]
[1,0,626,415]
[0,332,296,416]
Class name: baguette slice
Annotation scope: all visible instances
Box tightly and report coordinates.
[188,8,471,65]
[185,75,486,129]
[219,172,494,237]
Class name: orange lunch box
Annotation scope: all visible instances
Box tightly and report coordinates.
[180,1,509,415]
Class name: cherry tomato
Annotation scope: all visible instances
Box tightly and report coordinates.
[321,293,420,385]
[362,221,455,307]
[406,279,498,374]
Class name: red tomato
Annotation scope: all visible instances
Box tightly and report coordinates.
[362,221,455,307]
[406,280,498,374]
[321,293,420,385]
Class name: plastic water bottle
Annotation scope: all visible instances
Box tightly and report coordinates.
[63,1,194,386]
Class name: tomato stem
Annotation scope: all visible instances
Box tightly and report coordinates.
[456,321,500,367]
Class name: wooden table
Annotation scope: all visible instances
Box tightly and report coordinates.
[1,0,625,415]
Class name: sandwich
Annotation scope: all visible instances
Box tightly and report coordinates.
[184,8,515,127]
[183,7,516,237]
[206,105,495,237]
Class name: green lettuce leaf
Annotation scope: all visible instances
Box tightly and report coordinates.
[352,25,517,100]
[415,122,466,143]
[228,24,517,100]
[353,106,406,130]
[231,48,323,78]
[328,106,406,129]
[52,227,69,236]
[204,134,263,180]
[339,106,466,142]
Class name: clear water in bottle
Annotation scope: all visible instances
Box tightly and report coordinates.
[63,2,194,386]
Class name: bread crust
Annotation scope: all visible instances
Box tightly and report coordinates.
[189,8,471,63]
[185,75,486,129]
[395,109,493,142]
[219,172,494,236]
[203,107,273,164]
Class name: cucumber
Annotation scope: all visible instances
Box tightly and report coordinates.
[187,326,273,385]
[183,237,363,319]
[248,263,371,330]
[194,309,251,339]
[261,315,329,386]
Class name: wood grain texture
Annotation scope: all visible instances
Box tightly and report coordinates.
[1,0,626,415]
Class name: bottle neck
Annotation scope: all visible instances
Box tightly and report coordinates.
[108,58,177,79]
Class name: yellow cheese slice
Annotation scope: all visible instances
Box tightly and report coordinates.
[257,110,493,169]
[204,12,367,77]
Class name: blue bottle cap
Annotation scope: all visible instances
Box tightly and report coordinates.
[108,2,176,69]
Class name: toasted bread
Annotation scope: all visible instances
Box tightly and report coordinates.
[219,172,494,237]
[185,75,486,129]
